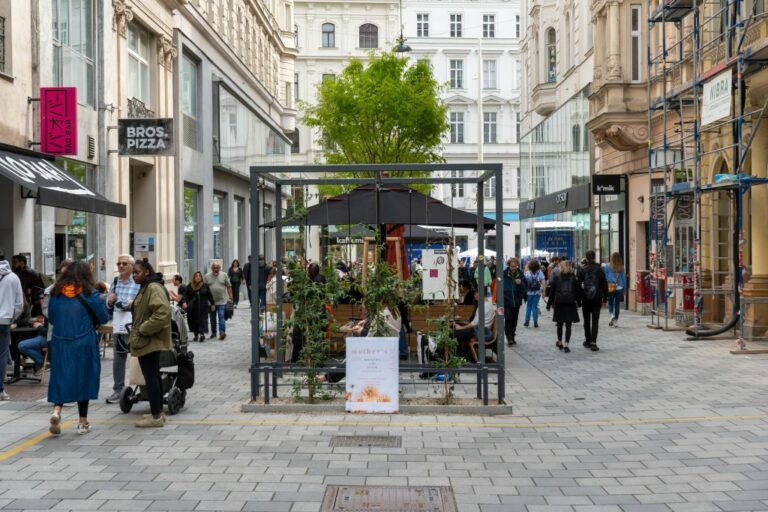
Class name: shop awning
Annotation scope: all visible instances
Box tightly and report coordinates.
[0,144,126,218]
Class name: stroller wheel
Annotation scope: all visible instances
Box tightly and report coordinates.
[166,387,183,415]
[118,386,134,413]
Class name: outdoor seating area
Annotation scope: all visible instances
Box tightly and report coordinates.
[249,163,507,406]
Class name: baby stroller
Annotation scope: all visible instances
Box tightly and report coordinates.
[119,302,195,415]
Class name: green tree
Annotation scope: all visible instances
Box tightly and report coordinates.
[302,52,449,195]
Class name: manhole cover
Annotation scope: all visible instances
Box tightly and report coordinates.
[321,486,458,512]
[331,435,402,448]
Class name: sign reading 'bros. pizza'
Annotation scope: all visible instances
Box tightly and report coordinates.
[118,118,175,156]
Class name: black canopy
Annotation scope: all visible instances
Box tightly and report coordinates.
[0,144,126,217]
[266,184,496,230]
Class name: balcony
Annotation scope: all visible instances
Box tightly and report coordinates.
[588,82,648,152]
[531,81,557,117]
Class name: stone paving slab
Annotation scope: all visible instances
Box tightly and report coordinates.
[2,307,768,511]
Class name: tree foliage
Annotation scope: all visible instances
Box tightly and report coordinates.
[302,52,449,195]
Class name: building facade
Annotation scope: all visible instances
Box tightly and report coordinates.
[587,0,649,310]
[402,0,523,259]
[0,0,294,283]
[174,0,296,279]
[519,0,594,261]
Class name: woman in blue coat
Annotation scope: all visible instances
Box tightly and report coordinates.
[47,261,108,436]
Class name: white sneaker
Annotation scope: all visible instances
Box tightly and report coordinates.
[0,391,9,401]
[613,318,618,327]
[608,318,615,327]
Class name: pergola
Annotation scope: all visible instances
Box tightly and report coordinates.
[248,163,507,405]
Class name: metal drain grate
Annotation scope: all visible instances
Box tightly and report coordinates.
[321,486,458,512]
[331,435,402,448]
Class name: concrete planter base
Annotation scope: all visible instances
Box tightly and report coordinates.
[241,400,513,415]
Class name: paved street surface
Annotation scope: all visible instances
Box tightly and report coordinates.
[3,304,768,511]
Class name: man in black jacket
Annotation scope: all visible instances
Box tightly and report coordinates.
[577,250,608,351]
[243,255,252,306]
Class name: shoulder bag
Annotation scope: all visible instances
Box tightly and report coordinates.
[75,294,102,329]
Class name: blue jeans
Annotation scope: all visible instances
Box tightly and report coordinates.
[525,294,541,324]
[0,324,9,392]
[209,304,227,335]
[258,288,267,312]
[607,290,624,319]
[18,335,46,367]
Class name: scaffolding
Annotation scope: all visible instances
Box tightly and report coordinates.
[647,0,768,338]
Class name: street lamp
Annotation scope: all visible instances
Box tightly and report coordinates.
[393,0,411,53]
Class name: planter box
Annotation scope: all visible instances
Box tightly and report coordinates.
[241,399,513,415]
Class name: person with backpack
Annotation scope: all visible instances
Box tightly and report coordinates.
[577,250,609,351]
[47,261,109,435]
[523,259,546,328]
[503,258,525,345]
[546,259,580,353]
[604,252,626,327]
[104,254,140,404]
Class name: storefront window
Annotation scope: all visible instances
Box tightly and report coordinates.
[520,88,592,259]
[213,193,225,260]
[183,186,199,280]
[54,158,90,264]
[234,197,244,262]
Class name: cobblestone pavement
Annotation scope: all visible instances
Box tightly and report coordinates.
[2,304,768,512]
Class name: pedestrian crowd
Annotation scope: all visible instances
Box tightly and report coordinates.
[501,250,626,352]
[0,250,257,436]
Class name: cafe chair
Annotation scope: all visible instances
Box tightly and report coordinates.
[469,321,498,364]
[39,348,50,386]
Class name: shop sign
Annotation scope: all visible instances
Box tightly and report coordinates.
[592,175,622,195]
[333,236,364,245]
[702,70,732,126]
[40,87,78,155]
[118,118,175,156]
[345,337,399,414]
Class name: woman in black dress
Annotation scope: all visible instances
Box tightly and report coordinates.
[546,260,580,353]
[228,259,244,307]
[183,271,214,342]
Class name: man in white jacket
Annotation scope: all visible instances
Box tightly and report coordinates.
[0,257,24,400]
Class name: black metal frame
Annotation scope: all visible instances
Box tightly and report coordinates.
[249,163,506,405]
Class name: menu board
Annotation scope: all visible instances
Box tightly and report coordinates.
[345,337,399,414]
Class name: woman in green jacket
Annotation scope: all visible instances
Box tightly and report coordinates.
[129,259,171,428]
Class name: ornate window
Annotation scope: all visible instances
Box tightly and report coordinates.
[546,27,557,83]
[321,22,335,48]
[417,13,429,37]
[359,23,378,48]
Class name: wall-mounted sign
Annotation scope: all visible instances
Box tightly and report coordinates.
[555,191,568,207]
[592,175,622,195]
[40,87,78,155]
[134,233,156,253]
[118,118,174,156]
[702,70,732,127]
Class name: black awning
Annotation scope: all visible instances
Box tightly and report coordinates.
[264,184,500,230]
[0,144,126,218]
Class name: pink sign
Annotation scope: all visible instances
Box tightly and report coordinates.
[40,87,78,155]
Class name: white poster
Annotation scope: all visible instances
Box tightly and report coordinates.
[702,71,732,127]
[421,248,459,301]
[112,309,132,335]
[345,337,399,414]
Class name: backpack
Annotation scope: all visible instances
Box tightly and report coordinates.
[526,272,541,293]
[581,264,599,300]
[555,274,576,304]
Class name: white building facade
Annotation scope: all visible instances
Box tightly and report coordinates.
[518,0,594,261]
[402,0,523,260]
